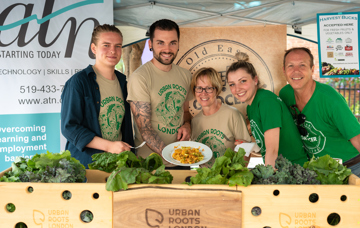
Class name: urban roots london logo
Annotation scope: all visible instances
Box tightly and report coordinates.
[196,128,226,163]
[0,0,104,58]
[99,96,125,141]
[156,84,187,134]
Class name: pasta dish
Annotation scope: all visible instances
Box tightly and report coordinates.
[172,145,204,164]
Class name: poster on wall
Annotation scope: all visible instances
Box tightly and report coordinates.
[0,0,113,170]
[318,12,360,78]
[176,25,287,117]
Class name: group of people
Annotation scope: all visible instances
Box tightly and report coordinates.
[60,19,360,177]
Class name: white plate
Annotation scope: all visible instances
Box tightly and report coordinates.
[162,141,212,166]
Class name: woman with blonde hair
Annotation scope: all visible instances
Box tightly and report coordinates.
[191,67,251,167]
[226,52,308,167]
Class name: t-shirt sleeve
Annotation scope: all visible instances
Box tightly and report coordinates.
[279,85,293,108]
[258,97,283,132]
[329,91,360,140]
[126,71,150,103]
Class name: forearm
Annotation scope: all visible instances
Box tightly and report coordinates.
[264,148,277,168]
[86,136,111,151]
[130,101,166,155]
[139,128,166,154]
[350,134,360,153]
[264,128,280,168]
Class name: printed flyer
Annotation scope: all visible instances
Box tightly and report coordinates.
[0,0,113,170]
[318,12,360,78]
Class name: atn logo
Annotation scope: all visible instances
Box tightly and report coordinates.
[0,0,103,58]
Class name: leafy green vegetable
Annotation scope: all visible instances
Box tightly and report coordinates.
[88,151,141,173]
[0,151,86,183]
[89,151,173,191]
[251,155,320,185]
[303,155,352,184]
[185,148,253,187]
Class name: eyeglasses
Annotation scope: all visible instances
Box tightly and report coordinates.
[194,86,215,93]
[290,105,308,136]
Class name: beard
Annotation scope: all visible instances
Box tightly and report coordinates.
[153,51,178,65]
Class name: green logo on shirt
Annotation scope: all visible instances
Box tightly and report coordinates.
[301,121,326,155]
[99,96,125,141]
[196,128,226,165]
[250,120,265,153]
[155,84,186,134]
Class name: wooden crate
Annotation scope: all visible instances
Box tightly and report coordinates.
[2,168,360,228]
[108,171,360,228]
[239,174,360,228]
[0,168,112,228]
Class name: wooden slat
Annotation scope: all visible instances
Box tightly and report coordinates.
[113,184,241,228]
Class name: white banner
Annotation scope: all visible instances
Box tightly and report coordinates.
[318,12,360,77]
[0,0,113,170]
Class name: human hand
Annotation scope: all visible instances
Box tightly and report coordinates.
[107,141,132,154]
[177,122,191,141]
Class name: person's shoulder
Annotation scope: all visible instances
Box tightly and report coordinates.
[129,62,152,82]
[279,84,293,95]
[132,61,152,75]
[172,64,191,75]
[66,65,93,83]
[221,103,239,113]
[316,81,338,93]
[257,89,277,100]
[315,81,344,100]
[220,104,245,118]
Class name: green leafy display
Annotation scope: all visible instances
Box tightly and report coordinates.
[185,148,254,187]
[89,151,173,191]
[0,150,86,183]
[303,155,352,184]
[251,155,320,185]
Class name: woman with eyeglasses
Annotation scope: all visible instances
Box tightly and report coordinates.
[190,67,251,168]
[226,52,308,168]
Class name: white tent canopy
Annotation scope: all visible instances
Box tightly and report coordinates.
[114,0,360,47]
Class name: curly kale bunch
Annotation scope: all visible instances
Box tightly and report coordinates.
[0,151,86,183]
[251,155,319,185]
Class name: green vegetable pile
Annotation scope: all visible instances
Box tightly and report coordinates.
[251,155,320,185]
[88,151,173,191]
[0,150,86,183]
[304,155,352,184]
[185,148,254,187]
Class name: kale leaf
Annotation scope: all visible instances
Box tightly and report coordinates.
[89,152,173,191]
[0,151,86,183]
[251,154,320,185]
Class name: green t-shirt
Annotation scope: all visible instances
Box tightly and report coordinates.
[279,82,360,162]
[247,89,308,165]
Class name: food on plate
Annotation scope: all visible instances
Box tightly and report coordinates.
[172,145,204,164]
